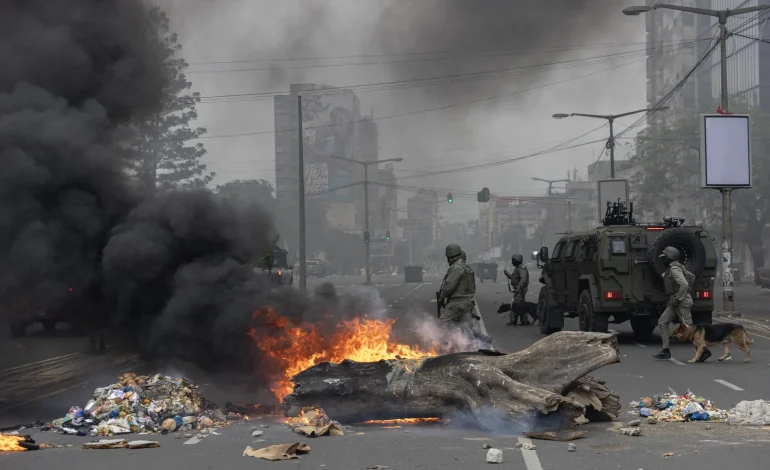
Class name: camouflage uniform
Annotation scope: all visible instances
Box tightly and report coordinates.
[654,246,709,360]
[461,250,493,348]
[504,254,529,325]
[439,245,481,344]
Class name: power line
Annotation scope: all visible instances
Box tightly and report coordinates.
[182,56,648,143]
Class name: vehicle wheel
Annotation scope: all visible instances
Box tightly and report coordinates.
[630,316,655,338]
[692,311,713,325]
[9,321,27,338]
[538,287,561,335]
[647,227,707,276]
[578,290,608,333]
[42,320,57,333]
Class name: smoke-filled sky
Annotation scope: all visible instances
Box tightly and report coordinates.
[158,0,648,220]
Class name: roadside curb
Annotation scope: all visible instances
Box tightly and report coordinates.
[715,310,742,318]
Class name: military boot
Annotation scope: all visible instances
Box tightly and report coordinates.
[653,348,671,360]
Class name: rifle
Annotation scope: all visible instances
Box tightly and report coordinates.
[435,290,442,319]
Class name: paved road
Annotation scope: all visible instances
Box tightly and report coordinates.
[3,274,770,469]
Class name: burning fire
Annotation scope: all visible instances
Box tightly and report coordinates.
[0,433,26,452]
[251,308,436,401]
[361,418,443,425]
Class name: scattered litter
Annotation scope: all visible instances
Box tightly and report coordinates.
[705,425,712,430]
[482,443,491,449]
[633,392,726,423]
[663,452,674,458]
[226,402,276,416]
[646,417,657,425]
[82,439,159,450]
[524,431,587,442]
[727,400,770,426]
[243,443,311,461]
[627,420,641,427]
[521,443,537,450]
[49,373,220,437]
[485,448,503,463]
[620,428,642,436]
[286,408,344,437]
[252,430,264,438]
[568,443,576,452]
[515,443,523,448]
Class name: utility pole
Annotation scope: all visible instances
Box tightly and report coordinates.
[623,2,770,317]
[331,155,404,284]
[386,208,391,273]
[567,200,572,233]
[553,107,668,178]
[297,95,307,294]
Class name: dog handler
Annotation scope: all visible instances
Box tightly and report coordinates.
[653,246,711,362]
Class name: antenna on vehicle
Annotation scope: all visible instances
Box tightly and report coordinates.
[603,199,635,226]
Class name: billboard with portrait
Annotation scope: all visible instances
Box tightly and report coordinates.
[301,90,361,203]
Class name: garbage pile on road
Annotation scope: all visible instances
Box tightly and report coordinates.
[630,391,727,423]
[727,400,770,426]
[49,373,222,436]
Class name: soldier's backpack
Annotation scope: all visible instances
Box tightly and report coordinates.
[683,267,696,295]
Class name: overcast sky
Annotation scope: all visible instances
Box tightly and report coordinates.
[158,0,648,221]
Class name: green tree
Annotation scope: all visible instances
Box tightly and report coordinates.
[131,6,213,191]
[629,105,770,268]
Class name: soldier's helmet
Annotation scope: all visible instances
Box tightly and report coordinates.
[445,243,462,258]
[461,250,467,262]
[511,254,524,264]
[658,246,681,261]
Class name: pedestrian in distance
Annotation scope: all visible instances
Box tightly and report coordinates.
[504,254,529,326]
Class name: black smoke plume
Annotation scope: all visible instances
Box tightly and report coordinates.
[0,0,288,373]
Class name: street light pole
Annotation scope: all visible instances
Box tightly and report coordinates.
[297,95,307,294]
[553,106,668,178]
[623,2,770,319]
[331,156,404,285]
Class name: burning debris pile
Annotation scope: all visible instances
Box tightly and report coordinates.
[0,433,39,452]
[49,373,220,436]
[282,332,622,430]
[251,307,438,402]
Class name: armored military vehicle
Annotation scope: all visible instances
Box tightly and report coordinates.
[535,200,717,337]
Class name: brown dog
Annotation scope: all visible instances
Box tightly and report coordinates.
[673,323,753,363]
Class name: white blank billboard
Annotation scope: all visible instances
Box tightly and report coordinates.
[597,179,629,223]
[700,114,751,188]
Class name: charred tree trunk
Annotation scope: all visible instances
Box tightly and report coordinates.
[284,332,620,426]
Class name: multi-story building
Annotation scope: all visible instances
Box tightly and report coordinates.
[645,0,715,120]
[406,190,437,263]
[274,84,380,235]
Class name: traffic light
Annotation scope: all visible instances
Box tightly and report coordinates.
[385,230,391,240]
[447,193,453,203]
[477,187,490,203]
[364,230,370,244]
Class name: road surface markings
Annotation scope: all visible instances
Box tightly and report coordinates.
[0,344,117,374]
[714,379,744,391]
[183,435,205,445]
[635,343,647,348]
[517,437,544,470]
[669,358,685,366]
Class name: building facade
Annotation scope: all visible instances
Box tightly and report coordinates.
[274,84,381,234]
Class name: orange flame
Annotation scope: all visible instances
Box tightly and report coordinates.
[361,418,443,425]
[0,433,26,452]
[251,308,436,401]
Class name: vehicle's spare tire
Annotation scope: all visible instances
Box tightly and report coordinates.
[647,227,707,276]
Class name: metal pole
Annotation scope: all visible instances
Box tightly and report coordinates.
[297,95,307,294]
[364,164,371,284]
[608,118,615,179]
[718,16,734,312]
[386,208,391,273]
[567,200,572,233]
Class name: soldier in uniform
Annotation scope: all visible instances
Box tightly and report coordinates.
[504,254,529,326]
[438,244,486,345]
[653,246,711,361]
[461,250,493,348]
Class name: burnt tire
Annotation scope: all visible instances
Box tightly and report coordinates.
[579,290,608,333]
[630,316,655,338]
[538,287,561,335]
[692,311,713,325]
[648,227,707,276]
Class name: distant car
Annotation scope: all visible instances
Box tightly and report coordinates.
[3,286,89,337]
[306,260,327,278]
